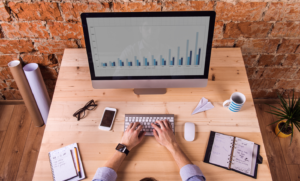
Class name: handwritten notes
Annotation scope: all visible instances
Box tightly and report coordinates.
[231,138,254,175]
[209,133,234,168]
[49,147,77,181]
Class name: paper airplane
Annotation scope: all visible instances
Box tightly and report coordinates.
[192,97,214,115]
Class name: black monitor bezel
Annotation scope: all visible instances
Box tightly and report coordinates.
[81,11,215,80]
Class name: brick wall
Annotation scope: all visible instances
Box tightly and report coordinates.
[0,0,299,100]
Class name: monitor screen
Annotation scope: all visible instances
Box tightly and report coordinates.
[82,12,215,80]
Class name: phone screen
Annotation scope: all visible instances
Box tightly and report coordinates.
[101,110,115,127]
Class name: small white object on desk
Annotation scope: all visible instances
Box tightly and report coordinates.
[192,97,214,115]
[184,122,195,141]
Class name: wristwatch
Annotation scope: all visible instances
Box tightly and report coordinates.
[115,143,130,155]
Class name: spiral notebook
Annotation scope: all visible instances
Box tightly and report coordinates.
[49,143,86,181]
[204,131,263,179]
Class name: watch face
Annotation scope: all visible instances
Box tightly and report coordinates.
[116,144,125,152]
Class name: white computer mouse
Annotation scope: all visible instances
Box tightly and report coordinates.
[184,122,195,141]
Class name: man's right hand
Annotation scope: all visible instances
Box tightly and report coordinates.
[151,120,177,151]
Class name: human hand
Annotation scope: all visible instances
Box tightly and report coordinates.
[121,122,146,151]
[151,120,177,151]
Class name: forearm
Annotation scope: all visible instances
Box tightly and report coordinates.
[168,142,192,169]
[104,151,126,172]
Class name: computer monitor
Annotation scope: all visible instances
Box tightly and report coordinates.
[81,11,215,94]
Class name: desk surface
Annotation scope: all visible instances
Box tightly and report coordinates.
[33,48,272,181]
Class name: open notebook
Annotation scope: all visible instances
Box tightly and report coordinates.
[49,143,86,181]
[204,131,263,179]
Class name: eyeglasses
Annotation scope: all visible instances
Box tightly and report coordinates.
[73,100,98,121]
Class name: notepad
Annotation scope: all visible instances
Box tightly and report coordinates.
[204,131,263,179]
[49,143,86,181]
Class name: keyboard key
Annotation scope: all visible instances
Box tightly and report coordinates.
[125,115,174,136]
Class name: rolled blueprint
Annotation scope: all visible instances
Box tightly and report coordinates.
[8,60,44,127]
[23,63,51,125]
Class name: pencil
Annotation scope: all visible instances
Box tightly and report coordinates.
[74,147,81,178]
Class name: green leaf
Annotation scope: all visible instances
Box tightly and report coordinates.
[268,118,286,126]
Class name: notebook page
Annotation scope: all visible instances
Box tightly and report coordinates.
[231,138,254,175]
[250,144,258,176]
[209,133,234,168]
[49,148,77,181]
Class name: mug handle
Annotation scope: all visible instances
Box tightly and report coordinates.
[223,100,231,108]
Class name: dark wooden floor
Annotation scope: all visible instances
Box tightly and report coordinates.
[0,102,299,181]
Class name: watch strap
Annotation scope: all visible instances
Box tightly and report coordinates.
[123,148,129,156]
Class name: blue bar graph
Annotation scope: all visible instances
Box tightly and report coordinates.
[100,32,200,68]
[177,47,180,65]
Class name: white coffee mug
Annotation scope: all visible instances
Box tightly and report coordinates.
[223,92,246,112]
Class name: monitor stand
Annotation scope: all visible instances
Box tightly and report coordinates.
[133,88,167,95]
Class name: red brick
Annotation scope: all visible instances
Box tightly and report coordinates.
[35,40,78,54]
[277,39,300,54]
[61,3,88,22]
[2,89,14,100]
[162,1,214,11]
[0,2,11,21]
[296,46,300,54]
[271,22,300,38]
[0,80,6,89]
[40,67,58,80]
[262,67,297,79]
[9,81,18,89]
[1,22,49,39]
[61,2,110,22]
[276,80,300,89]
[250,79,277,89]
[216,2,266,21]
[273,55,285,66]
[89,3,110,12]
[0,67,13,79]
[294,69,300,79]
[190,1,214,11]
[224,22,272,38]
[9,2,62,21]
[284,3,300,21]
[253,68,265,79]
[252,89,279,99]
[80,39,86,48]
[264,3,300,21]
[163,2,194,11]
[114,2,161,12]
[21,54,58,67]
[11,89,22,100]
[55,54,63,66]
[212,39,235,48]
[282,54,300,67]
[243,55,258,67]
[282,89,300,99]
[214,22,223,39]
[246,67,256,78]
[0,40,34,54]
[236,39,280,54]
[263,2,284,21]
[257,55,275,67]
[0,54,19,66]
[48,22,83,40]
[45,79,56,90]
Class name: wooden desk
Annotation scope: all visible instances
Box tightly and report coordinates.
[33,48,272,181]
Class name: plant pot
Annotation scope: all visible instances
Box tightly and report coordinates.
[275,120,292,138]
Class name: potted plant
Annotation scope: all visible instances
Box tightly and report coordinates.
[266,90,300,144]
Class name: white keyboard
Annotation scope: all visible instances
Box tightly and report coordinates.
[124,114,175,136]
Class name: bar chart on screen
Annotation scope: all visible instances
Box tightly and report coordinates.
[100,32,201,68]
[87,16,210,76]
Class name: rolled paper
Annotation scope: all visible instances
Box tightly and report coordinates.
[23,63,51,124]
[8,60,44,127]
